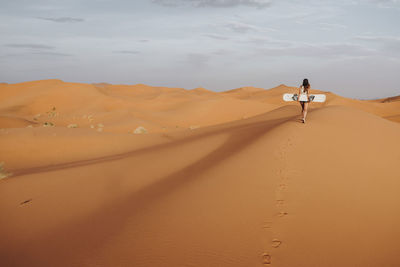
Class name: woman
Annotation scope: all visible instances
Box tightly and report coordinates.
[298,78,310,123]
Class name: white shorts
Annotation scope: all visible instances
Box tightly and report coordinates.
[299,94,308,102]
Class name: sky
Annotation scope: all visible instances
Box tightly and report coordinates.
[0,0,399,99]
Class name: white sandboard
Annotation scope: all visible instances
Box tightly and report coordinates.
[283,93,326,103]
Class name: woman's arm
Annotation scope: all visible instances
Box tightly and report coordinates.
[298,86,301,101]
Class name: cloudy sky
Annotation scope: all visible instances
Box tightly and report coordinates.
[1,0,399,98]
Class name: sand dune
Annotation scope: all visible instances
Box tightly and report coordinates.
[370,95,400,103]
[1,80,400,267]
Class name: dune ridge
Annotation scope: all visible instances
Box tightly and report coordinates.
[1,80,400,267]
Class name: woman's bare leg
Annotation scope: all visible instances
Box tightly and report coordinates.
[303,102,309,122]
[299,102,305,122]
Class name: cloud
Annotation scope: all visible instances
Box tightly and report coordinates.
[246,36,292,46]
[355,35,400,53]
[222,21,276,33]
[1,51,72,58]
[346,0,400,7]
[367,0,399,4]
[32,52,72,56]
[4,43,71,57]
[204,33,230,40]
[355,35,400,43]
[113,50,140,54]
[152,0,273,8]
[212,49,232,55]
[318,22,348,30]
[223,21,259,33]
[4,43,55,49]
[255,42,376,58]
[36,17,85,23]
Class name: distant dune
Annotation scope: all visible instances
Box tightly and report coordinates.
[375,95,400,103]
[1,80,400,267]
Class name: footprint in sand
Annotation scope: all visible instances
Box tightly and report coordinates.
[275,190,285,200]
[277,169,289,180]
[20,199,32,206]
[272,239,282,248]
[276,199,285,206]
[262,253,272,265]
[263,221,272,229]
[279,183,287,190]
[278,211,288,217]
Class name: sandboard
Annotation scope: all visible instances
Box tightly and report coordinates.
[283,93,326,103]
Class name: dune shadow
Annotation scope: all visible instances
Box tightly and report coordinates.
[3,113,297,266]
[11,111,297,178]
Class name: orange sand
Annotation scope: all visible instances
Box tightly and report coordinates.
[1,80,400,267]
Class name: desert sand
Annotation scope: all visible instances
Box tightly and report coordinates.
[1,80,400,267]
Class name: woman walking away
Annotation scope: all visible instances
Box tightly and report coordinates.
[298,78,310,123]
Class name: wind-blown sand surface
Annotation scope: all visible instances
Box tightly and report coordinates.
[1,80,400,267]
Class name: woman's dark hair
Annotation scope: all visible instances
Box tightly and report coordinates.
[302,78,310,90]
